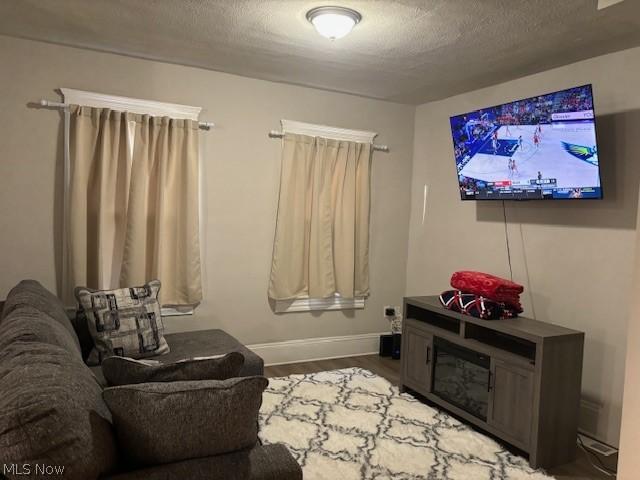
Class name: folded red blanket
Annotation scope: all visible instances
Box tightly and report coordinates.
[439,290,520,319]
[451,271,523,304]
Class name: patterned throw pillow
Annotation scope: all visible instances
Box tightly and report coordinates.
[75,280,169,365]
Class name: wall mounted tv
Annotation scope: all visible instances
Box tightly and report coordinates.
[450,84,601,200]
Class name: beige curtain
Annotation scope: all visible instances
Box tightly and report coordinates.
[268,133,371,300]
[120,115,202,305]
[64,106,132,304]
[64,106,202,306]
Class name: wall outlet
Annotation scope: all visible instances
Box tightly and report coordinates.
[384,306,402,334]
[384,305,398,318]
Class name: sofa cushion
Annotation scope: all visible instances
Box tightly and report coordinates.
[103,377,268,466]
[91,329,263,386]
[0,340,118,480]
[1,279,81,355]
[162,329,264,377]
[0,306,83,361]
[100,444,303,480]
[75,280,169,365]
[101,352,245,386]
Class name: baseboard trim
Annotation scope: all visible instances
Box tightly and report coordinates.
[247,332,387,366]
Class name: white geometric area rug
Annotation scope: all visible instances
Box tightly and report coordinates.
[259,368,553,480]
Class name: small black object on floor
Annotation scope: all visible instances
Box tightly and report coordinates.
[379,334,401,359]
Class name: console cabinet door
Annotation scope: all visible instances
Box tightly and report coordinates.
[401,322,433,395]
[487,358,534,449]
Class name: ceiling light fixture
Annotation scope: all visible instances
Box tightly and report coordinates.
[306,6,362,40]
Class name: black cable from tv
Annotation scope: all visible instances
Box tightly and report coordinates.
[502,200,513,282]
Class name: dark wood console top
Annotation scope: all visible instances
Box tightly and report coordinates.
[405,296,583,343]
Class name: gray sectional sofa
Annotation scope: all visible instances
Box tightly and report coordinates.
[90,328,266,386]
[0,280,302,480]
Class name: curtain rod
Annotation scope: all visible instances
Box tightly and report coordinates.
[268,131,389,152]
[37,99,215,130]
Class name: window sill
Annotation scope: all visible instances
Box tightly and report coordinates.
[161,306,195,317]
[274,296,366,313]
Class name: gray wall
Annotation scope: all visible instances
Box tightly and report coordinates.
[0,35,415,344]
[406,46,640,446]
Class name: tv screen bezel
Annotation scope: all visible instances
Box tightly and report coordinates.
[449,84,603,201]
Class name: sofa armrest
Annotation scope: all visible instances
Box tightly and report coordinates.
[101,444,302,480]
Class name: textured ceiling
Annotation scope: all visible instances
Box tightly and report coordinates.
[1,0,640,104]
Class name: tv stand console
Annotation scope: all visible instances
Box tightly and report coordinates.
[400,296,584,469]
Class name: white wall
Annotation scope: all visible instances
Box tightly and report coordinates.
[0,36,415,345]
[406,47,640,446]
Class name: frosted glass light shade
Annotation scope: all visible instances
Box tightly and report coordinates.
[306,7,361,40]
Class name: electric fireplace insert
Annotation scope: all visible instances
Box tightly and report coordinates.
[432,336,491,421]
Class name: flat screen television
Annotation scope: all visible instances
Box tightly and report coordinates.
[450,84,602,200]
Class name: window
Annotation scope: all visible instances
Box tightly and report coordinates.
[268,120,375,312]
[61,89,205,312]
